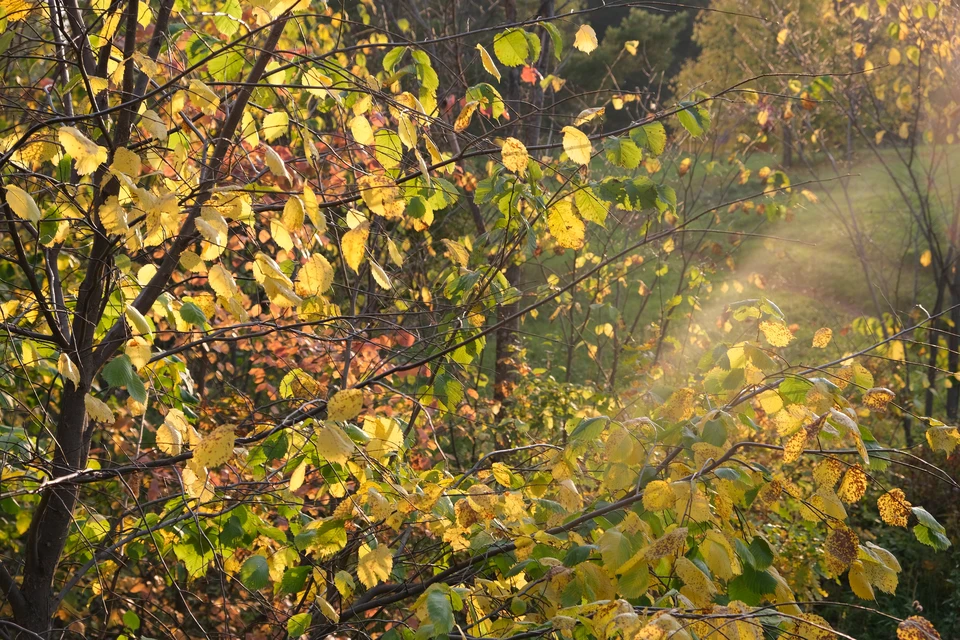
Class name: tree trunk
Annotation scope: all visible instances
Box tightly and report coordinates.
[17,385,91,633]
[782,122,793,168]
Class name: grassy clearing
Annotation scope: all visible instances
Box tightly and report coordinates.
[511,144,958,384]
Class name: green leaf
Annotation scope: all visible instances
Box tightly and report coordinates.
[542,22,563,60]
[523,30,541,63]
[912,508,950,550]
[727,565,777,606]
[239,555,270,591]
[295,518,347,557]
[914,525,951,551]
[567,415,610,441]
[211,0,241,36]
[382,46,407,73]
[574,186,608,226]
[778,377,814,404]
[563,544,595,567]
[278,566,311,595]
[604,137,641,169]
[493,28,529,66]
[631,121,667,156]
[911,507,946,532]
[122,611,140,632]
[598,529,634,570]
[179,301,207,326]
[287,612,312,637]
[747,537,774,570]
[102,355,147,404]
[424,587,455,635]
[618,564,649,599]
[676,103,710,137]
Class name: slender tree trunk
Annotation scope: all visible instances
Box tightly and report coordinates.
[782,122,793,168]
[18,386,91,633]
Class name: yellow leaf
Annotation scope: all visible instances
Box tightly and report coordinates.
[441,239,470,267]
[316,423,355,464]
[476,43,501,81]
[397,114,417,149]
[140,109,167,141]
[777,28,789,44]
[825,525,859,569]
[240,110,259,147]
[887,340,905,361]
[853,42,866,58]
[84,394,115,423]
[125,336,151,370]
[547,200,584,249]
[264,145,289,180]
[253,252,293,286]
[642,480,676,511]
[863,387,895,410]
[357,544,392,589]
[759,320,793,347]
[370,259,392,290]
[888,48,901,65]
[327,388,364,422]
[296,254,334,297]
[782,429,806,464]
[317,596,339,623]
[268,218,294,252]
[208,264,240,299]
[58,353,80,387]
[878,488,911,527]
[192,425,236,469]
[849,561,875,600]
[188,79,220,116]
[363,414,403,461]
[350,115,375,146]
[110,147,141,178]
[898,616,941,640]
[261,111,289,142]
[919,249,932,267]
[573,107,605,127]
[341,222,369,273]
[289,459,307,492]
[675,556,717,607]
[837,464,868,503]
[155,420,183,456]
[624,40,638,55]
[561,126,592,165]
[454,101,477,132]
[899,122,910,139]
[501,137,528,177]
[573,24,598,54]
[282,196,304,231]
[387,237,404,267]
[812,327,832,348]
[303,185,325,232]
[125,304,151,336]
[5,185,41,223]
[925,425,960,455]
[58,127,108,175]
[358,175,404,219]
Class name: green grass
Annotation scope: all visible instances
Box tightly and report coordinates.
[511,143,960,384]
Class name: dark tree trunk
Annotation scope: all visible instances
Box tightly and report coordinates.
[17,385,90,633]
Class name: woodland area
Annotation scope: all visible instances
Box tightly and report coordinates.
[0,0,957,638]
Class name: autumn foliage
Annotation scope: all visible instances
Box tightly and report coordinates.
[0,0,956,638]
